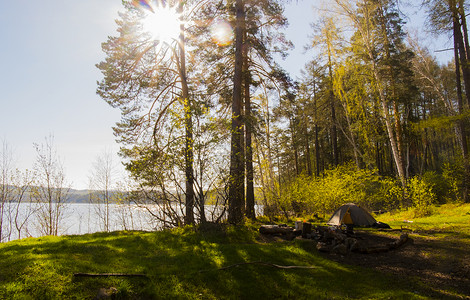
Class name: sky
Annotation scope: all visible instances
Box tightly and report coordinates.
[0,0,452,190]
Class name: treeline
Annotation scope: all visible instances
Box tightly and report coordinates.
[96,0,470,226]
[271,0,470,218]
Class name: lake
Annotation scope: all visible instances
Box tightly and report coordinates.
[1,203,263,242]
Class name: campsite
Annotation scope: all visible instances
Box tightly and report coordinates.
[258,202,470,298]
[331,207,470,299]
[3,0,470,298]
[1,203,469,299]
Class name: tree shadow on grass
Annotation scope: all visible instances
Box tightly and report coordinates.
[1,227,462,299]
[135,227,431,299]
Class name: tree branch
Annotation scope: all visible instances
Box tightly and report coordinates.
[199,261,317,272]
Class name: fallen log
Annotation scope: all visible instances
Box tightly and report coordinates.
[199,261,317,273]
[73,273,147,278]
[259,225,293,235]
[354,234,410,254]
[377,227,412,232]
[389,234,409,249]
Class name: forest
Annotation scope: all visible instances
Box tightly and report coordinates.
[94,0,470,226]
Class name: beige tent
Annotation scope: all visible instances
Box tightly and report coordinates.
[327,203,377,227]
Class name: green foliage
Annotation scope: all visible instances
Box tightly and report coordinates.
[442,162,465,202]
[407,176,436,217]
[416,110,470,131]
[274,162,470,220]
[420,171,451,204]
[278,164,404,217]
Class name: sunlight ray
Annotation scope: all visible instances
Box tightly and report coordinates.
[132,0,181,44]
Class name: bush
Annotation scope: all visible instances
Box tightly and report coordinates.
[407,176,436,217]
[377,177,403,210]
[442,162,465,202]
[269,161,470,220]
[421,171,450,204]
[277,163,404,217]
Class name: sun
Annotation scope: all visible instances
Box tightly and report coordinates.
[140,3,181,44]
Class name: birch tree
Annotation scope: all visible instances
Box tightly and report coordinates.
[0,140,14,242]
[33,135,70,236]
[88,150,118,232]
[333,0,416,187]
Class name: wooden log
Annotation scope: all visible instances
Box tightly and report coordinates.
[354,234,410,254]
[259,225,293,235]
[73,273,147,278]
[377,227,412,232]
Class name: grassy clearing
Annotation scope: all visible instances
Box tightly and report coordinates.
[1,205,470,299]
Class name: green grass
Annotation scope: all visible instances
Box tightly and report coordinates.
[379,203,470,240]
[2,205,470,299]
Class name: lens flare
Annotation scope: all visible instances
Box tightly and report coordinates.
[210,20,233,46]
[132,0,155,13]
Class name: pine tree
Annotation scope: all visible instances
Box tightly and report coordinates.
[96,1,197,224]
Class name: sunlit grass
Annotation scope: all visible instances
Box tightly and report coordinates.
[1,207,469,298]
[379,203,470,239]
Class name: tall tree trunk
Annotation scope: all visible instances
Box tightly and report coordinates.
[314,82,320,177]
[228,0,245,224]
[198,151,206,223]
[373,63,406,187]
[376,142,382,175]
[454,7,470,107]
[392,98,405,177]
[327,49,338,166]
[453,10,470,202]
[245,100,255,218]
[244,31,255,219]
[305,126,312,176]
[376,2,406,187]
[291,118,300,175]
[459,0,470,64]
[179,1,194,225]
[315,124,321,176]
[240,99,245,202]
[254,139,268,210]
[459,1,470,194]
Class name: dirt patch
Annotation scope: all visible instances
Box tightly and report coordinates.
[323,230,470,299]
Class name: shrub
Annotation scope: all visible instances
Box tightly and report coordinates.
[407,176,436,217]
[376,177,403,211]
[442,162,465,202]
[421,171,450,204]
[277,163,404,217]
